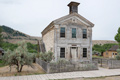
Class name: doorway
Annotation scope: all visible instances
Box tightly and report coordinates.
[71,47,78,61]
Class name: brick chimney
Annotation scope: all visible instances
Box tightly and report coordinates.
[68,2,80,14]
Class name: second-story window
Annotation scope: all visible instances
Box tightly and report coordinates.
[83,29,87,39]
[72,28,76,38]
[83,48,87,58]
[60,27,65,38]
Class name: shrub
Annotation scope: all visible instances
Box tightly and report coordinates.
[92,50,101,56]
[3,41,34,72]
[38,51,53,63]
[116,49,120,60]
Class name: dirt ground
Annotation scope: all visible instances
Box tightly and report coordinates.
[0,63,45,77]
[59,76,120,80]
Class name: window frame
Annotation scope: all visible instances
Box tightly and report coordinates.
[83,48,87,58]
[60,27,65,38]
[72,28,76,38]
[83,29,87,39]
[60,48,65,58]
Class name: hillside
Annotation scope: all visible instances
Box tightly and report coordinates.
[92,40,117,46]
[0,25,41,44]
[0,25,117,45]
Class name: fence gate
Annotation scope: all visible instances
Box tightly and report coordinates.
[93,58,109,68]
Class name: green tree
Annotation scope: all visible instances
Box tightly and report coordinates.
[37,51,53,63]
[3,41,34,72]
[92,43,117,56]
[2,42,18,51]
[115,27,120,48]
[27,42,37,53]
[115,27,120,60]
[0,27,3,47]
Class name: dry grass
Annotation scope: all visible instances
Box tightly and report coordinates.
[0,63,45,77]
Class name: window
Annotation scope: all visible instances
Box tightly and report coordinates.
[83,48,87,57]
[60,27,65,38]
[113,53,114,55]
[72,28,76,38]
[83,29,87,38]
[106,53,108,55]
[72,6,77,13]
[60,48,65,58]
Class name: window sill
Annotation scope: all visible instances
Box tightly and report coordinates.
[72,38,77,39]
[60,57,65,59]
[60,37,66,39]
[83,38,87,39]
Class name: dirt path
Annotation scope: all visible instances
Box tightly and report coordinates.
[0,63,45,77]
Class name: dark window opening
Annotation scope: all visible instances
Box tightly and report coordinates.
[60,27,65,38]
[113,53,114,55]
[72,28,76,38]
[60,48,65,58]
[83,29,87,38]
[2,53,4,56]
[72,6,77,13]
[83,48,87,57]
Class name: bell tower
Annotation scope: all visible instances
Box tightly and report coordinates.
[68,2,80,14]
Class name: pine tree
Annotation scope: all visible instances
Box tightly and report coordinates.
[3,41,34,72]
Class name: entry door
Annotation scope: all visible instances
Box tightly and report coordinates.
[71,47,77,61]
[112,53,114,58]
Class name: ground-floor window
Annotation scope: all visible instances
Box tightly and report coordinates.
[83,48,87,57]
[60,48,65,58]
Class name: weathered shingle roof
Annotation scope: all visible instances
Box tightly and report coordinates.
[108,45,119,51]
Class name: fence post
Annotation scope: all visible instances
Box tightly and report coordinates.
[101,59,102,67]
[47,63,50,73]
[111,60,112,68]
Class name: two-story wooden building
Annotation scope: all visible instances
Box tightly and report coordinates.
[41,2,94,62]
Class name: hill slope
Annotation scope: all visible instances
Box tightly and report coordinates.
[92,40,117,46]
[0,25,41,44]
[0,25,117,45]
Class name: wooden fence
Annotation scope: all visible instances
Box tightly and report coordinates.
[93,58,120,69]
[36,58,98,73]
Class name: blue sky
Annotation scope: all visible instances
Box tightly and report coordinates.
[0,0,120,40]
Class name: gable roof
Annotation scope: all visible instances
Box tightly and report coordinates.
[108,45,119,51]
[53,13,94,26]
[41,13,94,35]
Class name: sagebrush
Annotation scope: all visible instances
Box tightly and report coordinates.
[3,41,34,72]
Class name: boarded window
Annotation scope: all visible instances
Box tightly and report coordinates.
[83,29,87,38]
[60,48,65,58]
[72,28,76,38]
[83,48,87,57]
[60,27,65,38]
